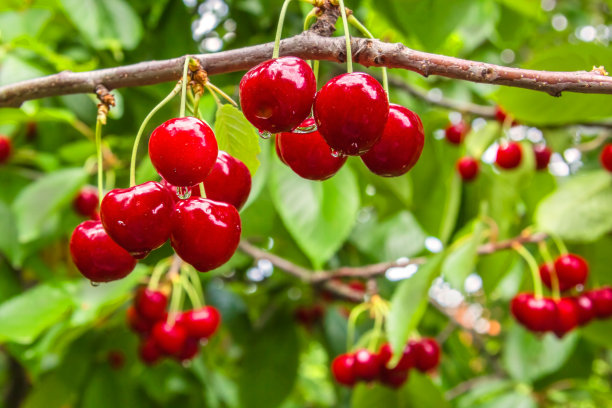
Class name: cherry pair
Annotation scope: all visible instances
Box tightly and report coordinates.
[539,253,588,292]
[496,142,552,170]
[0,136,12,164]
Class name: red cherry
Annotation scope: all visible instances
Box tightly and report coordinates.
[353,349,381,381]
[176,337,200,362]
[239,57,316,133]
[516,295,556,332]
[203,151,251,210]
[457,157,479,181]
[361,104,424,177]
[139,336,162,365]
[533,145,552,170]
[600,143,612,172]
[152,321,187,355]
[587,287,612,319]
[127,306,154,334]
[555,254,589,289]
[412,338,440,372]
[553,298,579,338]
[314,72,389,156]
[378,342,414,371]
[495,142,522,169]
[100,181,174,259]
[573,295,596,326]
[380,367,409,389]
[0,136,12,164]
[331,353,357,386]
[277,118,347,180]
[494,106,519,126]
[135,288,168,321]
[70,220,137,282]
[149,117,218,187]
[275,135,287,165]
[73,186,99,218]
[180,306,221,339]
[171,197,241,272]
[445,121,469,145]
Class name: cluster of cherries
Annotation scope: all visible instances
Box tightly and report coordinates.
[69,116,251,282]
[332,338,441,389]
[126,286,221,365]
[511,254,612,337]
[239,56,425,180]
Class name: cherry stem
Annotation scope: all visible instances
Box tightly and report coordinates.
[313,60,319,86]
[512,242,543,299]
[337,0,353,73]
[186,265,206,305]
[346,303,369,352]
[179,57,190,117]
[551,234,569,256]
[303,7,318,31]
[205,84,222,108]
[368,308,383,351]
[539,241,560,301]
[129,82,181,187]
[198,182,206,197]
[273,0,292,59]
[347,15,388,95]
[148,257,173,290]
[180,270,202,309]
[95,118,103,206]
[206,82,238,107]
[192,91,202,118]
[167,255,184,325]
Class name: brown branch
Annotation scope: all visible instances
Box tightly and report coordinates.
[2,32,612,107]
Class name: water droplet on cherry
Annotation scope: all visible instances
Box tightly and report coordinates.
[176,186,192,199]
[90,281,100,287]
[330,149,346,158]
[259,130,272,139]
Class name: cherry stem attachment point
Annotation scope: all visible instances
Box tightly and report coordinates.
[337,0,353,73]
[179,57,190,117]
[94,118,103,206]
[512,242,543,299]
[273,0,292,59]
[347,15,388,94]
[198,182,206,197]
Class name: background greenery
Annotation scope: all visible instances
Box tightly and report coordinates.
[0,0,611,407]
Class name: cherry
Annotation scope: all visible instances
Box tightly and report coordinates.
[314,72,389,156]
[379,367,409,389]
[277,118,347,180]
[127,306,154,334]
[378,342,414,371]
[494,106,518,126]
[135,288,168,321]
[176,337,200,362]
[139,336,162,365]
[445,120,469,145]
[152,321,187,355]
[587,287,612,319]
[275,135,287,165]
[73,186,99,218]
[70,220,137,282]
[553,298,579,338]
[331,353,357,386]
[180,306,221,339]
[600,143,612,172]
[573,295,596,326]
[149,117,218,187]
[411,338,440,372]
[171,197,241,272]
[533,145,552,170]
[512,294,556,332]
[555,254,589,289]
[203,151,252,210]
[361,104,424,177]
[100,181,174,259]
[353,349,381,381]
[0,136,12,164]
[456,157,479,181]
[495,142,522,169]
[239,57,316,133]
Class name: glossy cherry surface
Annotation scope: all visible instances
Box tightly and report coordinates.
[149,117,218,187]
[171,197,241,272]
[314,72,389,156]
[353,349,381,381]
[412,338,441,372]
[135,288,168,321]
[277,118,347,180]
[600,143,612,172]
[378,342,414,371]
[275,135,287,165]
[555,254,588,290]
[553,298,579,338]
[73,186,99,217]
[445,120,469,144]
[139,337,162,365]
[0,136,11,164]
[361,104,424,177]
[239,57,316,133]
[70,220,137,282]
[587,287,612,319]
[457,157,479,181]
[533,144,552,170]
[511,293,556,332]
[331,353,357,386]
[495,142,522,169]
[203,151,252,210]
[152,321,187,355]
[573,295,596,326]
[180,306,221,339]
[101,181,174,258]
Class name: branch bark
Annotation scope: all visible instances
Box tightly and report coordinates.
[1,32,612,107]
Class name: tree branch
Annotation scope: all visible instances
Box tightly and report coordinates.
[2,32,612,107]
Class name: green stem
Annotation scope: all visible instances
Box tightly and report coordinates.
[192,92,202,119]
[368,310,383,351]
[187,266,206,305]
[129,82,181,187]
[303,7,318,31]
[346,303,369,352]
[513,243,543,299]
[206,83,238,106]
[273,0,292,59]
[205,84,223,108]
[148,258,172,290]
[337,0,352,73]
[539,241,560,300]
[551,234,569,256]
[199,182,206,197]
[168,278,183,325]
[348,15,388,95]
[313,60,319,86]
[95,119,103,205]
[179,57,190,118]
[181,271,202,309]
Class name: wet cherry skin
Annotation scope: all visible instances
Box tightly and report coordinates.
[457,157,479,181]
[70,220,137,282]
[411,338,441,372]
[573,295,596,326]
[445,120,469,144]
[239,57,316,133]
[553,298,579,338]
[135,288,168,321]
[149,117,218,187]
[0,136,12,164]
[314,72,389,156]
[495,142,522,169]
[203,151,252,210]
[101,181,174,259]
[73,186,99,218]
[353,349,381,381]
[171,197,241,272]
[600,143,612,172]
[378,342,415,372]
[540,254,589,292]
[180,306,221,339]
[533,145,552,170]
[277,118,347,180]
[587,287,612,319]
[511,293,556,332]
[331,353,357,386]
[361,104,424,177]
[152,321,187,355]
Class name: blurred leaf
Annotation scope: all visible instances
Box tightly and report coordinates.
[581,320,612,348]
[404,371,450,407]
[536,170,612,243]
[442,221,484,290]
[0,201,20,266]
[352,383,398,407]
[270,161,359,269]
[215,104,261,175]
[322,306,348,358]
[0,53,47,86]
[13,168,87,243]
[0,7,52,41]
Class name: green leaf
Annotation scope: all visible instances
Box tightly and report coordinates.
[404,371,450,408]
[215,104,261,176]
[0,282,73,344]
[0,7,52,41]
[581,320,612,348]
[352,383,399,408]
[535,170,612,243]
[238,313,299,408]
[442,220,484,290]
[386,253,445,361]
[270,160,359,269]
[502,324,578,383]
[0,201,20,267]
[13,167,87,243]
